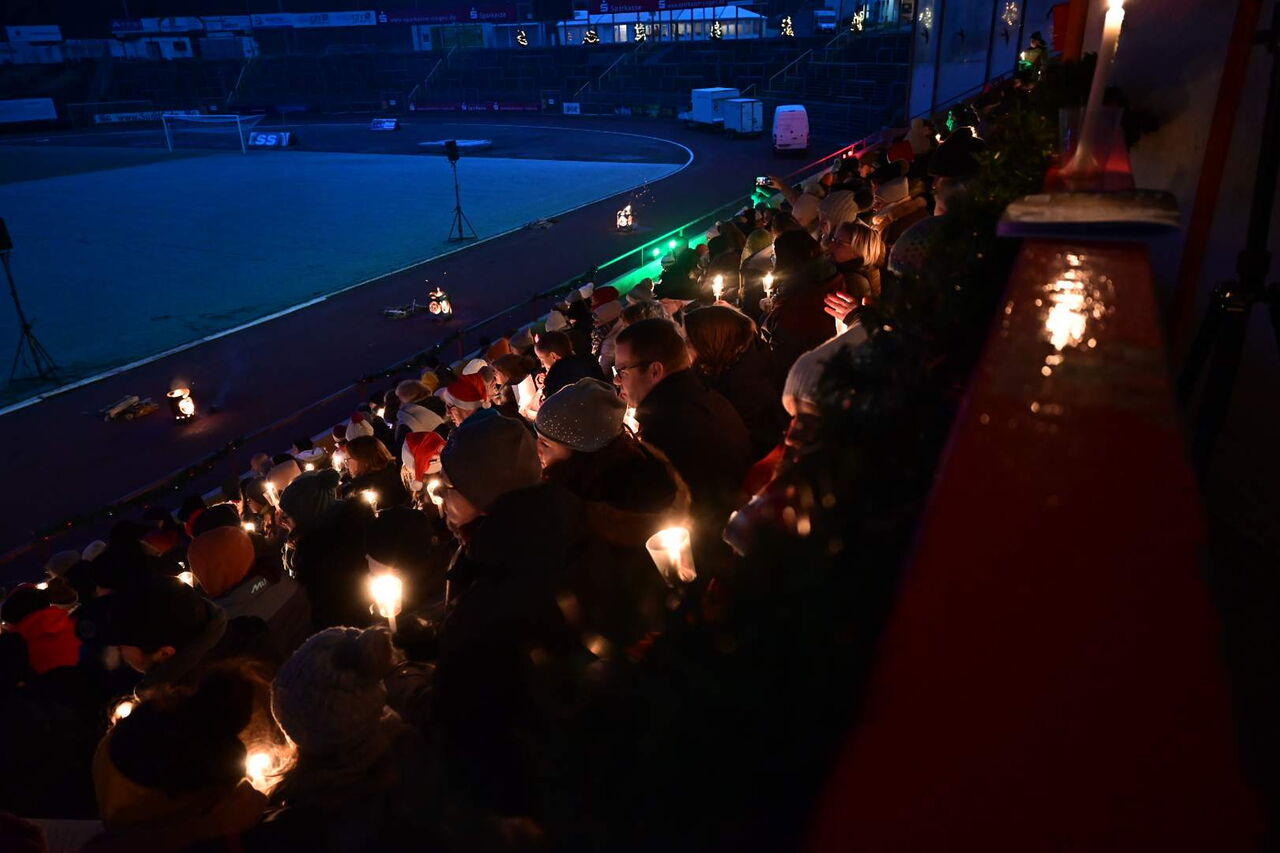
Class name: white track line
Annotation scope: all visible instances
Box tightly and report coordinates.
[0,128,693,418]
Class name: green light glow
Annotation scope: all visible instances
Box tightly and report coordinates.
[652,248,661,257]
[668,239,677,248]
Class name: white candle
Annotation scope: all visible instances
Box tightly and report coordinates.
[645,526,696,584]
[623,407,640,433]
[763,273,775,298]
[1066,0,1125,175]
[426,478,445,512]
[362,489,379,511]
[712,274,725,301]
[112,699,135,724]
[246,751,275,793]
[369,572,403,633]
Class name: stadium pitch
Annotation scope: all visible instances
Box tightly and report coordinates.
[0,121,687,397]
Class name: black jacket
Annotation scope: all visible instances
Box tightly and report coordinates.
[697,343,789,462]
[434,483,588,814]
[341,460,410,509]
[543,353,606,399]
[285,500,375,630]
[635,369,752,532]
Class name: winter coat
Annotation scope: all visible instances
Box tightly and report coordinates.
[764,257,843,380]
[341,460,410,509]
[434,483,589,814]
[284,499,375,630]
[241,720,441,853]
[135,598,272,695]
[544,353,607,400]
[634,369,752,541]
[834,258,882,302]
[696,342,789,462]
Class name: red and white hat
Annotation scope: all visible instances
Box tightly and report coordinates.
[403,431,447,483]
[436,372,490,410]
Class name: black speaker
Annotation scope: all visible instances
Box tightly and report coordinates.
[0,218,10,253]
[444,139,460,163]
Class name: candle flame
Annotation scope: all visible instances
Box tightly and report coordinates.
[112,699,135,723]
[362,489,379,507]
[763,272,775,297]
[712,274,725,301]
[177,571,195,587]
[303,462,315,471]
[242,521,256,533]
[369,572,403,619]
[426,478,444,509]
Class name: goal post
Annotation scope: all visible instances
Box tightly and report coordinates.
[161,114,265,154]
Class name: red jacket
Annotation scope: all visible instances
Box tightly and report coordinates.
[14,606,82,674]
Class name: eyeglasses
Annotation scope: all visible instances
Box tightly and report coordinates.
[613,360,655,376]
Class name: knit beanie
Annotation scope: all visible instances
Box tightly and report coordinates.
[536,378,626,453]
[44,550,83,578]
[344,413,376,442]
[782,324,870,415]
[440,414,542,512]
[188,527,256,598]
[626,278,656,304]
[280,468,342,532]
[397,402,444,435]
[485,338,513,362]
[271,627,394,757]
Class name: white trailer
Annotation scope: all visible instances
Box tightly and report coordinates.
[723,97,764,138]
[677,87,740,129]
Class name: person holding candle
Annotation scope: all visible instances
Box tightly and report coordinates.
[279,469,375,630]
[535,330,607,400]
[613,319,752,568]
[339,435,410,510]
[246,626,440,850]
[85,666,268,852]
[762,229,845,382]
[535,378,686,647]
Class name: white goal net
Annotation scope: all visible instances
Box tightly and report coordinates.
[162,114,265,154]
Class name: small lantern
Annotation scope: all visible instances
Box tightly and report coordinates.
[427,285,453,319]
[167,387,196,420]
[616,203,634,232]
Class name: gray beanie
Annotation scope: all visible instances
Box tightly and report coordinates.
[535,378,625,453]
[440,414,542,511]
[271,627,393,757]
[782,324,869,415]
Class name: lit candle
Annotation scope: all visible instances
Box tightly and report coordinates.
[369,572,403,633]
[303,462,315,472]
[1066,0,1125,175]
[623,407,639,433]
[36,580,48,590]
[644,526,696,585]
[375,406,386,420]
[763,273,775,298]
[711,274,725,301]
[264,480,278,507]
[177,571,195,587]
[242,521,256,533]
[245,750,277,793]
[331,450,345,471]
[362,489,379,511]
[112,699,135,724]
[426,478,445,513]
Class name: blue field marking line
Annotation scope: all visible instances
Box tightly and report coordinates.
[0,128,694,418]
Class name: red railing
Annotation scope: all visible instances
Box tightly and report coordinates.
[809,137,1262,846]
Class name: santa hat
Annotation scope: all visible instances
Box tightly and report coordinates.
[590,286,619,310]
[461,358,488,376]
[403,431,447,484]
[435,373,490,410]
[345,412,375,442]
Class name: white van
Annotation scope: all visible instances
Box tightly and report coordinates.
[772,104,809,152]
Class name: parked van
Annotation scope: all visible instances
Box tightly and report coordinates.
[772,104,809,152]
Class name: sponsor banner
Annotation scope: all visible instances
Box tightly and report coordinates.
[0,98,57,124]
[378,5,518,25]
[93,109,200,124]
[202,16,253,32]
[250,11,376,28]
[411,101,540,112]
[5,25,63,42]
[593,0,723,11]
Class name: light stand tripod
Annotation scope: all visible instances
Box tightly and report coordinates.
[1,218,58,385]
[1178,4,1280,473]
[444,140,476,243]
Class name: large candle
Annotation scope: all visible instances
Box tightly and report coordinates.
[1066,0,1125,175]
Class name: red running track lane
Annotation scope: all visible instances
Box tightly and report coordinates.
[0,115,838,583]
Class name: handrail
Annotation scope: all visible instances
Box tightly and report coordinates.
[766,28,854,91]
[575,46,632,98]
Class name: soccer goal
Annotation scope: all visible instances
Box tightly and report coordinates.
[161,114,265,154]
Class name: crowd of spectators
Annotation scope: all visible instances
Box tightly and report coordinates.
[0,73,1048,852]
